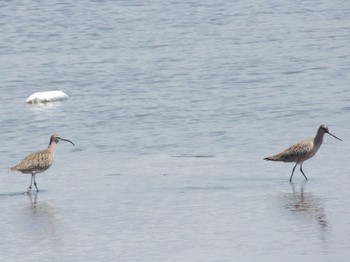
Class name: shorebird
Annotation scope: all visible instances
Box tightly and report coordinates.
[9,134,75,192]
[264,125,341,182]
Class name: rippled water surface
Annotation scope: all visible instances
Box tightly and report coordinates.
[0,1,350,261]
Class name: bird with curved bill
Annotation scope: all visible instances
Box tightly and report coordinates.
[9,134,75,192]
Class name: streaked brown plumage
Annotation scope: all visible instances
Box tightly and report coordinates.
[10,134,75,192]
[264,125,341,182]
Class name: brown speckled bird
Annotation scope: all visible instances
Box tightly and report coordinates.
[264,125,341,182]
[10,134,75,192]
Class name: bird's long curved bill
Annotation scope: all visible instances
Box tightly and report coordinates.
[61,138,75,146]
[328,132,342,141]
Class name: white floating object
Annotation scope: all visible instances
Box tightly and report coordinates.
[25,90,69,104]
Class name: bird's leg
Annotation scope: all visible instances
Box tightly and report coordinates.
[300,163,308,181]
[27,173,34,192]
[33,174,39,192]
[289,163,298,182]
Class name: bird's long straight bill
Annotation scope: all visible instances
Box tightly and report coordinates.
[61,138,75,146]
[328,132,342,141]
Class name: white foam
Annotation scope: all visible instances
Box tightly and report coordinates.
[25,90,69,104]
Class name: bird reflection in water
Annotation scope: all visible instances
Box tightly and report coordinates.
[284,183,329,230]
[281,183,330,253]
[26,191,38,210]
[22,191,61,259]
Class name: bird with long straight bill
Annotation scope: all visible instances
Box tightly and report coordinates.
[264,125,341,182]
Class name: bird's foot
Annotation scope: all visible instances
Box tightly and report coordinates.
[25,187,32,195]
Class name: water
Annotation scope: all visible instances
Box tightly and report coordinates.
[0,0,350,261]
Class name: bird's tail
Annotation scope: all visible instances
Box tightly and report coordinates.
[263,156,280,161]
[8,166,17,173]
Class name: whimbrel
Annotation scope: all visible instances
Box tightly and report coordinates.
[10,134,75,192]
[264,125,341,182]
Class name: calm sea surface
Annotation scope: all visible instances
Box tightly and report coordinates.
[0,1,350,261]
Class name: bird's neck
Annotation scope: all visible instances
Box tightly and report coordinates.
[314,129,325,149]
[48,142,58,152]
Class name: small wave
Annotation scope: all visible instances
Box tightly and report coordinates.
[171,155,215,158]
[0,191,27,199]
[104,173,124,177]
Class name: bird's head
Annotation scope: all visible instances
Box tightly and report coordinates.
[319,125,342,141]
[50,134,75,146]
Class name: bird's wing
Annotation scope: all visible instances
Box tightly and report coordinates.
[11,149,53,173]
[276,140,313,162]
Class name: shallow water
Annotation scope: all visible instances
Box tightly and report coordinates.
[1,0,350,261]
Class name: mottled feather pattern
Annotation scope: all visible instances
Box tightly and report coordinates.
[9,134,74,192]
[265,139,315,163]
[264,125,341,182]
[11,149,54,174]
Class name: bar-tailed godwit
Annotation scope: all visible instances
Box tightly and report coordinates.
[264,125,341,182]
[9,134,75,192]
